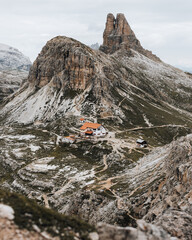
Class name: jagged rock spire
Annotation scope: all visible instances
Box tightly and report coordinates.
[100,13,141,54]
[100,13,160,62]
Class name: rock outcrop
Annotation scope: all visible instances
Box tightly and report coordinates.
[0,189,178,240]
[121,134,192,239]
[29,37,96,90]
[97,221,175,240]
[0,189,95,240]
[99,13,160,62]
[100,13,139,54]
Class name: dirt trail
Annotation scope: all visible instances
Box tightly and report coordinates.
[119,124,187,133]
[42,194,50,208]
[103,132,137,159]
[95,155,108,174]
[54,178,74,196]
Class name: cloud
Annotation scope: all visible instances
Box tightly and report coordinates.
[0,0,191,70]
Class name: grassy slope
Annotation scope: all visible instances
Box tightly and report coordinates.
[0,188,94,240]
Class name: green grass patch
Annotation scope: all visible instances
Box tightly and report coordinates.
[0,188,95,240]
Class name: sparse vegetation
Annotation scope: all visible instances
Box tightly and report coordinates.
[0,188,95,240]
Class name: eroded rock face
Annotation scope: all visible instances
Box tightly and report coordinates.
[97,220,175,240]
[123,134,192,239]
[100,13,160,62]
[100,13,139,54]
[28,36,96,90]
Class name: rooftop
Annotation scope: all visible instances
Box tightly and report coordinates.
[80,122,101,130]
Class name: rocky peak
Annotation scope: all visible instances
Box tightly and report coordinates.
[28,36,96,90]
[100,13,141,54]
[100,13,160,62]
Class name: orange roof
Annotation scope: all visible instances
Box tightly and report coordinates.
[65,136,75,141]
[80,118,85,121]
[85,130,93,134]
[80,122,101,130]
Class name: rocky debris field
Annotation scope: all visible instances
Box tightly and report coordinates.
[0,119,191,239]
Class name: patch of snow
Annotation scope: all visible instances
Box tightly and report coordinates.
[0,204,14,220]
[12,148,25,158]
[25,157,57,173]
[29,144,41,152]
[30,164,57,172]
[0,134,35,141]
[143,114,153,127]
[54,168,95,196]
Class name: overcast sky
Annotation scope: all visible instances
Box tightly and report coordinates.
[0,0,191,71]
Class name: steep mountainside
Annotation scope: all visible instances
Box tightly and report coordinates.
[0,35,192,127]
[0,188,176,240]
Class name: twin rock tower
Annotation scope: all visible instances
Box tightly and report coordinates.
[100,13,160,62]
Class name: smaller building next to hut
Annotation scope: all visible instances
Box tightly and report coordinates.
[61,136,75,144]
[80,118,85,123]
[136,139,147,148]
[80,122,107,137]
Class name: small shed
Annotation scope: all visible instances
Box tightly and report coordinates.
[136,139,147,148]
[80,118,85,123]
[61,136,75,144]
[85,130,93,136]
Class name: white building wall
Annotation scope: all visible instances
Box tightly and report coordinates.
[93,126,107,136]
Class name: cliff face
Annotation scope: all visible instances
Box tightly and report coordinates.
[100,13,160,62]
[100,13,140,54]
[29,37,96,90]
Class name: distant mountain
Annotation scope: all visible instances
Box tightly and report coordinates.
[0,43,31,71]
[90,43,100,50]
[0,44,31,101]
